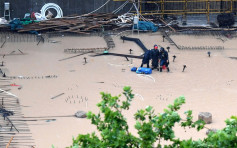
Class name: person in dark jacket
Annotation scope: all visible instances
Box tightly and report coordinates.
[151,45,160,70]
[140,49,151,68]
[159,47,170,72]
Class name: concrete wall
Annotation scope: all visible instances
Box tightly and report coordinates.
[0,0,132,19]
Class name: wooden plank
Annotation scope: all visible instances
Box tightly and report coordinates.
[158,18,176,32]
[59,24,86,32]
[5,136,14,148]
[17,13,118,33]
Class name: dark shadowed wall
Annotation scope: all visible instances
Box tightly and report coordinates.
[0,0,132,18]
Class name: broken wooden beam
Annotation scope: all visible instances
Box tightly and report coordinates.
[5,136,14,148]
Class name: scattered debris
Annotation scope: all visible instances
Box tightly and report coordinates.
[45,75,57,78]
[229,57,237,60]
[9,51,15,55]
[0,88,18,98]
[198,112,212,124]
[216,37,227,42]
[45,119,56,122]
[59,51,93,61]
[208,51,211,57]
[18,86,22,90]
[137,74,155,82]
[158,18,176,32]
[0,40,6,48]
[173,55,176,62]
[18,49,24,54]
[206,128,218,135]
[0,108,14,118]
[167,47,170,52]
[51,93,65,99]
[84,57,87,63]
[92,52,143,59]
[163,32,180,49]
[182,65,187,72]
[85,97,88,108]
[179,45,224,50]
[5,136,14,148]
[0,32,37,43]
[135,94,144,101]
[121,36,147,52]
[64,47,107,54]
[125,56,129,61]
[108,63,125,67]
[162,35,165,42]
[103,34,115,49]
[36,34,44,45]
[155,94,172,101]
[49,40,61,43]
[0,49,27,57]
[75,111,87,118]
[18,13,119,34]
[8,75,58,79]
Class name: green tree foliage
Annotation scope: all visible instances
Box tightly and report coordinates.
[68,87,237,148]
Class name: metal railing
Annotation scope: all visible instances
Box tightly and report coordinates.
[113,0,237,21]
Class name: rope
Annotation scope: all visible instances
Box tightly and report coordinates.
[113,0,129,14]
[87,0,111,15]
[135,93,144,101]
[41,3,63,19]
[137,74,156,82]
[0,88,18,98]
[126,4,134,14]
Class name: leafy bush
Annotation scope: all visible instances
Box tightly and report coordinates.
[68,87,237,148]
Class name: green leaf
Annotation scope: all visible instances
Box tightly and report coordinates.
[64,88,237,148]
[145,106,153,112]
[135,121,142,129]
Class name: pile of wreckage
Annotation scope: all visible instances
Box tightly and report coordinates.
[1,2,236,35]
[0,2,158,34]
[0,12,136,34]
[17,13,134,34]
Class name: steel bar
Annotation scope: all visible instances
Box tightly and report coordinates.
[92,53,143,59]
[59,51,93,61]
[51,93,65,99]
[0,40,6,48]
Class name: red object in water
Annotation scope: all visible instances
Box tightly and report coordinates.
[162,65,166,69]
[10,84,20,86]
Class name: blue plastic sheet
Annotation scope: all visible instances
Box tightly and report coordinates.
[131,67,137,72]
[136,67,152,74]
[134,21,158,32]
[9,19,23,30]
